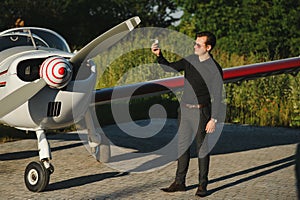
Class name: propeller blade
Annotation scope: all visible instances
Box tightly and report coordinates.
[70,16,141,67]
[0,78,46,118]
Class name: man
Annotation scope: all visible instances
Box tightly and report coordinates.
[151,31,223,197]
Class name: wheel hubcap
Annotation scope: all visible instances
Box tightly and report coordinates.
[27,169,38,185]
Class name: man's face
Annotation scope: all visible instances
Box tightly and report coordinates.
[194,36,211,56]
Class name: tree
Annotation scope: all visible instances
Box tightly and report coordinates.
[174,0,300,59]
[0,0,180,49]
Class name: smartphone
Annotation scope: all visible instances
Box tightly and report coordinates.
[151,39,159,45]
[151,39,159,51]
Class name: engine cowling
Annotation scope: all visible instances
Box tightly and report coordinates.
[40,56,72,89]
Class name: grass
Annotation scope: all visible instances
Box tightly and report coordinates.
[96,94,179,126]
[0,125,35,143]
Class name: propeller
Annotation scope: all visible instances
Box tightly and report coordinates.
[0,16,141,118]
[70,16,141,68]
[0,78,47,118]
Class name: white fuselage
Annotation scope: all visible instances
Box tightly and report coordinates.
[0,48,96,131]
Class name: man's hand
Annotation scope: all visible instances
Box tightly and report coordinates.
[151,42,160,57]
[205,119,216,133]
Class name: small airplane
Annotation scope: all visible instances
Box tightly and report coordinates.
[0,16,299,193]
[0,16,141,192]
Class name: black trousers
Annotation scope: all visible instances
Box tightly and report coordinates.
[175,105,211,187]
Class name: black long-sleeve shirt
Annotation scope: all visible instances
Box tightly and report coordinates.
[157,53,223,120]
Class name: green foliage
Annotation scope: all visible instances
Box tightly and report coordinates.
[93,30,187,89]
[171,0,300,127]
[0,0,179,49]
[214,51,300,127]
[175,0,300,59]
[225,74,300,127]
[1,0,298,127]
[93,36,300,127]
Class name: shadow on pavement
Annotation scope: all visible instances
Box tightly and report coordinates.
[45,172,128,191]
[185,154,295,195]
[1,119,299,194]
[0,142,83,161]
[103,120,300,157]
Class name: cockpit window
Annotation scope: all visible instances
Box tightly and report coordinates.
[0,28,71,52]
[0,34,48,51]
[29,29,70,52]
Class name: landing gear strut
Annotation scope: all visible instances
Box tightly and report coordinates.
[24,130,54,192]
[85,109,111,163]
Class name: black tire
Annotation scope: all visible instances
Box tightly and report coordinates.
[24,161,50,192]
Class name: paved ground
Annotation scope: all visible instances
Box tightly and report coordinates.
[1,119,300,199]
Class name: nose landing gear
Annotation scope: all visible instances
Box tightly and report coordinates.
[24,130,54,192]
[24,161,54,192]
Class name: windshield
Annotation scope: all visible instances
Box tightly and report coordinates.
[0,33,49,51]
[0,27,71,52]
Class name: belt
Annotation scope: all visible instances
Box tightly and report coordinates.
[185,103,208,109]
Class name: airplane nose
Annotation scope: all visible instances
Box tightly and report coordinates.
[40,56,73,89]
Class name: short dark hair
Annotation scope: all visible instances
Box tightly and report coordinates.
[196,31,216,51]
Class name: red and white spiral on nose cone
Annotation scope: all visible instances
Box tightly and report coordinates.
[40,56,72,89]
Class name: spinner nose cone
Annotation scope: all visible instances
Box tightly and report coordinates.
[58,67,65,76]
[40,56,73,89]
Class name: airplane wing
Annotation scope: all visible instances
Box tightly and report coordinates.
[223,56,300,84]
[93,56,300,104]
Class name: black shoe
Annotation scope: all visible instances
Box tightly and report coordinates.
[195,185,208,197]
[161,181,186,192]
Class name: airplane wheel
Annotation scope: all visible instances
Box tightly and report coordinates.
[24,161,50,192]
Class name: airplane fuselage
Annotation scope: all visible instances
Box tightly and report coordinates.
[0,48,96,131]
[0,18,142,193]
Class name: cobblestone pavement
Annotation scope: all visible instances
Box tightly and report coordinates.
[1,120,300,200]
